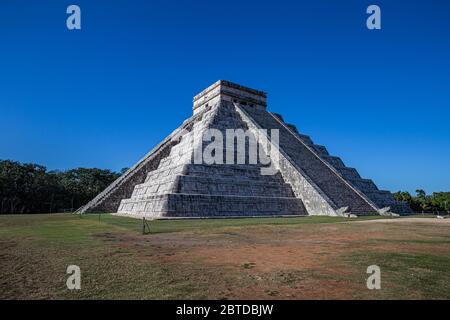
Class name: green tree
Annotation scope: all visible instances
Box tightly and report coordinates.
[0,160,119,214]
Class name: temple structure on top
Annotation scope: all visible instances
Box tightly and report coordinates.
[77,80,411,218]
[193,80,267,114]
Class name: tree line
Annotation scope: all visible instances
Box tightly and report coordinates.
[394,190,450,213]
[1,159,449,214]
[0,160,123,214]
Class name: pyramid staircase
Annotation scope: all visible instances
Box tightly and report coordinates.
[239,106,411,215]
[117,102,306,218]
[77,80,411,218]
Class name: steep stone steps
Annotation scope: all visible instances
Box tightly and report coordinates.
[240,106,414,213]
[87,80,412,218]
[117,102,307,218]
[184,164,283,181]
[242,106,378,214]
[144,164,185,182]
[176,175,295,197]
[131,169,295,199]
[118,193,306,218]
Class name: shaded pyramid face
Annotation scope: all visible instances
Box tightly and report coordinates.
[78,80,411,218]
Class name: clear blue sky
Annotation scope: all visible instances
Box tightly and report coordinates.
[1,0,449,194]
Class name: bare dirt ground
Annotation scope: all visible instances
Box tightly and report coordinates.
[1,215,450,299]
[93,218,450,299]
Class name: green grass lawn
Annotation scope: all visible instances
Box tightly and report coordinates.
[0,213,387,237]
[0,213,449,299]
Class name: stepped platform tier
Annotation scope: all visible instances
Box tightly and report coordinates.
[76,80,412,218]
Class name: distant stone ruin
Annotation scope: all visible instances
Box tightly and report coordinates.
[76,80,411,218]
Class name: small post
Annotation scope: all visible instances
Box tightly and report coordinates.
[142,216,150,235]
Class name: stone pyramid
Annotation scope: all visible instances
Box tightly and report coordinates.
[77,80,411,218]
